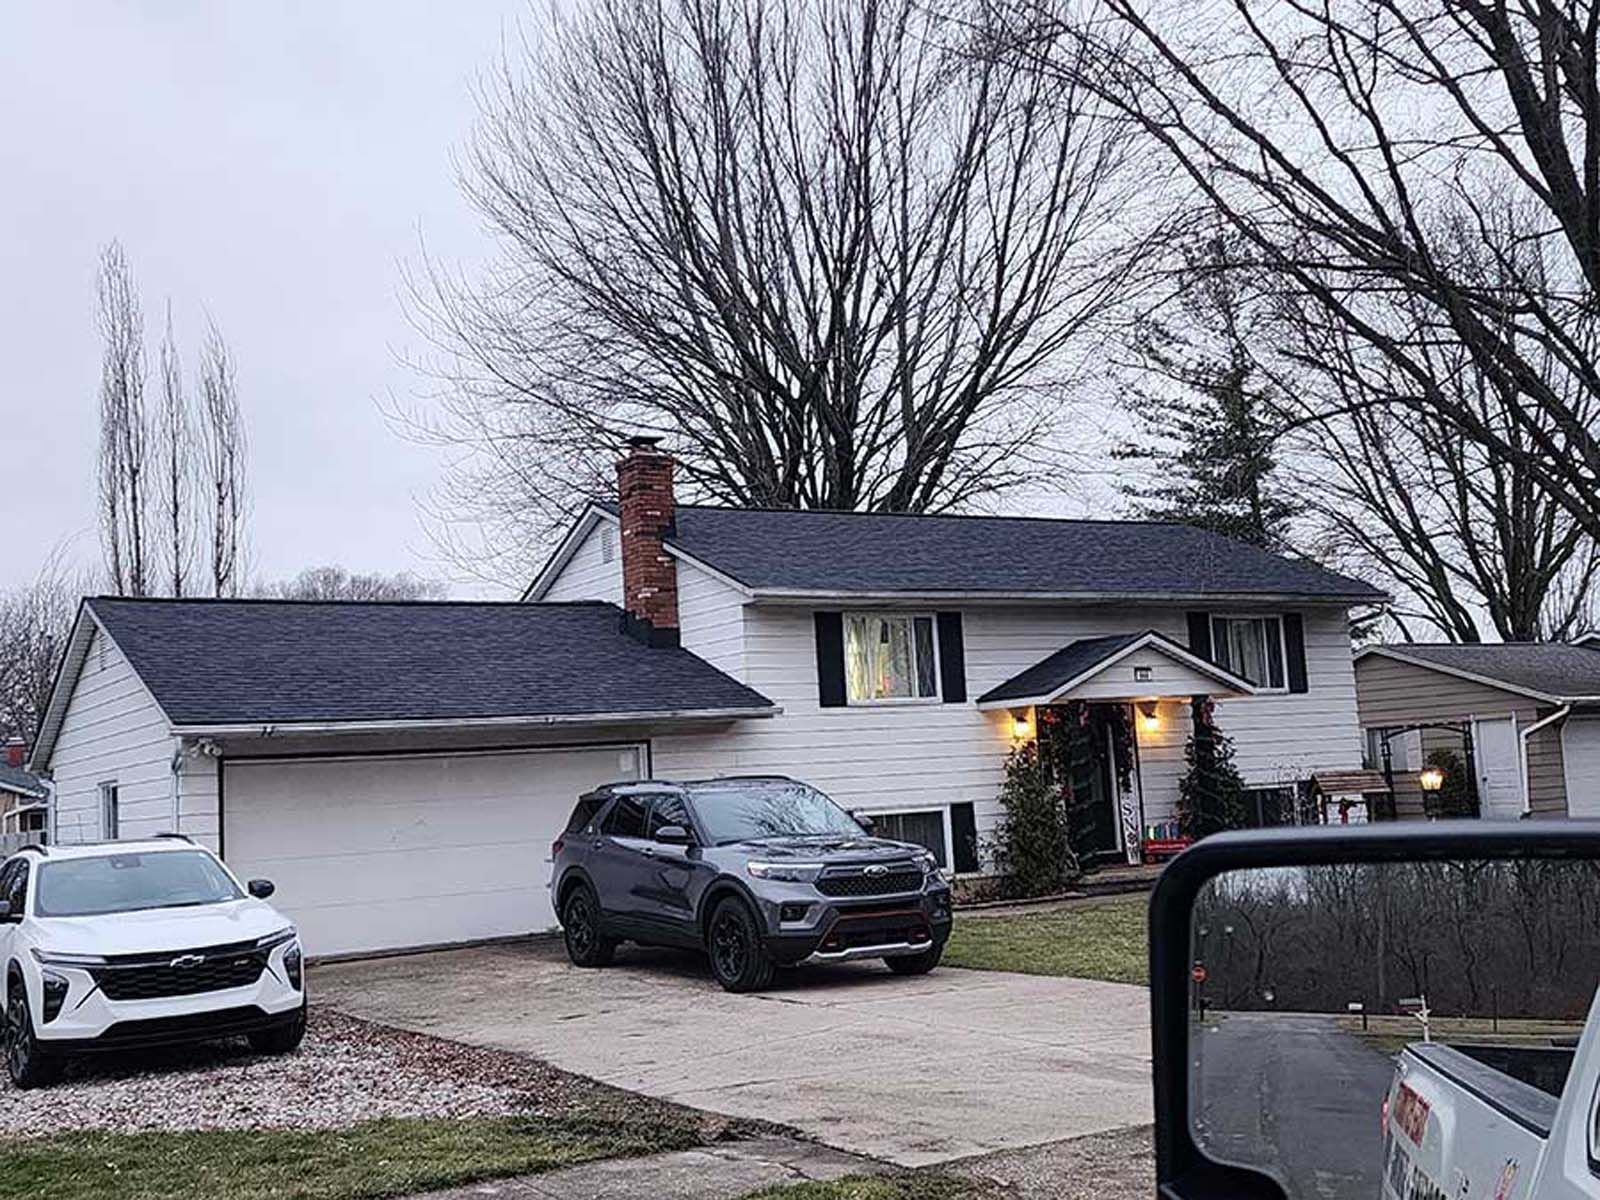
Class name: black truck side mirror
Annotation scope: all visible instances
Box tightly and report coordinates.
[1151,822,1600,1200]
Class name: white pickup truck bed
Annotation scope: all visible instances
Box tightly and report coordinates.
[1383,1040,1581,1199]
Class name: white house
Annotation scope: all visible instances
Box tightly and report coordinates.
[0,737,49,845]
[28,440,1381,957]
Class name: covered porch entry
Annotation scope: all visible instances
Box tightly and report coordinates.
[977,631,1256,865]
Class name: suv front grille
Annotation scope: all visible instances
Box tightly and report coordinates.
[816,864,922,897]
[92,939,270,1001]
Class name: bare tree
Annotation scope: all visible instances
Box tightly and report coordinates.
[196,319,246,598]
[96,242,148,596]
[992,0,1600,551]
[0,551,96,749]
[408,0,1155,579]
[156,304,195,597]
[254,566,448,602]
[1288,310,1599,642]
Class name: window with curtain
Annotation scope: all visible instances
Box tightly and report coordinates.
[843,614,938,702]
[1210,616,1286,689]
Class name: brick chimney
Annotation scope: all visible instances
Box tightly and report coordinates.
[616,436,679,647]
[4,737,24,770]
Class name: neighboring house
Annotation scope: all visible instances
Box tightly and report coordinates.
[0,737,49,841]
[1354,643,1600,820]
[27,440,1381,957]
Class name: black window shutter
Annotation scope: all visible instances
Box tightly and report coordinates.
[936,612,967,703]
[1283,613,1309,693]
[814,612,847,708]
[1186,611,1212,660]
[950,802,979,873]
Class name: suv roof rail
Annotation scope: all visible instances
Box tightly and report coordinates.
[152,832,195,844]
[14,843,48,857]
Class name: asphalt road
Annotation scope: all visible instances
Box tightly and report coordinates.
[1193,1012,1396,1200]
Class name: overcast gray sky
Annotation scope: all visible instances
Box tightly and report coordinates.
[1,1,524,597]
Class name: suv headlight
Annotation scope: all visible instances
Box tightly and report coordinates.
[914,851,939,876]
[30,949,108,968]
[746,861,823,884]
[255,927,297,950]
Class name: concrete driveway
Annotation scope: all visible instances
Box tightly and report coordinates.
[313,941,1151,1167]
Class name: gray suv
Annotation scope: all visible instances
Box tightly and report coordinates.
[550,776,954,991]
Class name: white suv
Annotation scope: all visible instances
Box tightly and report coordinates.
[0,836,305,1088]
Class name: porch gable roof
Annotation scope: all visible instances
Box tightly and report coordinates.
[975,630,1257,709]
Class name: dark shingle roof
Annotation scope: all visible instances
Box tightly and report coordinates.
[660,507,1383,600]
[976,630,1254,705]
[0,763,47,800]
[1375,644,1600,701]
[87,598,775,726]
[978,634,1145,705]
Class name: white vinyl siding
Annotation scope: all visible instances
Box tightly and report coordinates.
[677,559,747,680]
[49,626,177,845]
[540,519,624,605]
[651,603,1363,866]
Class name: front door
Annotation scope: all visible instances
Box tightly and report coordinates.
[1473,716,1523,819]
[1048,702,1133,863]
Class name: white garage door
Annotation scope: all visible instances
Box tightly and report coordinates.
[223,744,644,957]
[1564,719,1600,818]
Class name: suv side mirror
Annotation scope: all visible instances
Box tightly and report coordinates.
[653,824,693,846]
[247,878,276,899]
[851,810,876,833]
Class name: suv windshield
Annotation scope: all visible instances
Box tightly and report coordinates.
[693,780,865,844]
[35,850,243,918]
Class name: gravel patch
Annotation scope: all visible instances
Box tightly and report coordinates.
[953,1125,1154,1200]
[0,1007,755,1142]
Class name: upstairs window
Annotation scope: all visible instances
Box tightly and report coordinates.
[1210,615,1287,691]
[844,614,938,703]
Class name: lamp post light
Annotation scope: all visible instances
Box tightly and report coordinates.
[1419,765,1445,793]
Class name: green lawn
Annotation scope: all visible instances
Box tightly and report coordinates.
[943,896,1148,984]
[743,1174,992,1200]
[0,1112,703,1200]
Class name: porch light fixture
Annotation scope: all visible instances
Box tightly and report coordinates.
[1137,701,1160,734]
[1419,765,1445,793]
[1010,708,1034,741]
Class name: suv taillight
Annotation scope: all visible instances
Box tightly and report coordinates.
[552,835,565,858]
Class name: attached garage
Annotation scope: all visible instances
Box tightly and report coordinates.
[223,745,646,957]
[29,598,778,958]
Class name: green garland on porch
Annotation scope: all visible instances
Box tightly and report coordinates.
[1039,701,1136,862]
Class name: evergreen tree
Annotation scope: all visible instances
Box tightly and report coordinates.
[1115,237,1299,550]
[1177,697,1248,838]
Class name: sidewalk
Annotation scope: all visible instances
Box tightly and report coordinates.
[409,1136,885,1200]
